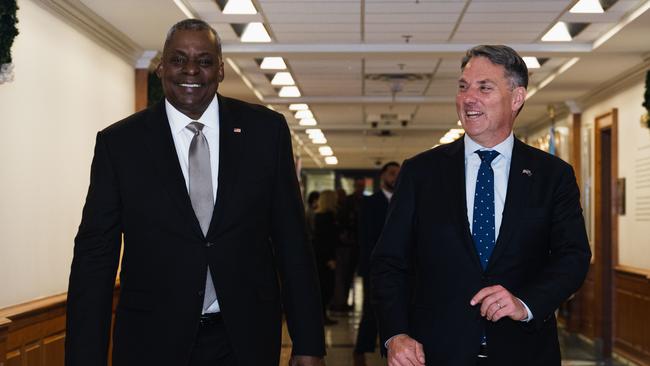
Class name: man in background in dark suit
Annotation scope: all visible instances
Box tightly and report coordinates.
[371,45,591,366]
[65,19,325,366]
[353,162,400,366]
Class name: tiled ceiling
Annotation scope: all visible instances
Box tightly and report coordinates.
[78,0,650,168]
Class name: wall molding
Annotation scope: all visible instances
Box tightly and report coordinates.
[33,0,142,65]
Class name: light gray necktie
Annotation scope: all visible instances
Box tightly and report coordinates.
[186,121,217,312]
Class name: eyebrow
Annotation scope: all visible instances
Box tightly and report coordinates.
[457,78,497,85]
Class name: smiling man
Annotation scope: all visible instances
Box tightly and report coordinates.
[65,19,325,366]
[370,45,591,366]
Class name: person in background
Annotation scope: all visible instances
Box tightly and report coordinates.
[353,162,400,366]
[331,177,365,312]
[312,190,341,325]
[371,45,591,366]
[306,191,320,243]
[65,19,325,366]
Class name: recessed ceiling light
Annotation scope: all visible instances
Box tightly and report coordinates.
[271,72,295,86]
[241,23,271,43]
[260,57,286,70]
[299,118,317,126]
[542,22,572,42]
[325,156,338,165]
[306,128,322,135]
[223,0,257,14]
[279,86,301,97]
[523,57,541,69]
[308,131,325,140]
[319,146,334,156]
[289,103,309,111]
[295,110,313,119]
[570,0,604,13]
[312,137,327,144]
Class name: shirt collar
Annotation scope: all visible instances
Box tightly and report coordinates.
[381,188,393,201]
[464,132,514,162]
[165,95,220,134]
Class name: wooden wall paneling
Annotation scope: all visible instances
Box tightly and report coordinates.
[135,68,149,112]
[613,267,650,365]
[0,317,9,366]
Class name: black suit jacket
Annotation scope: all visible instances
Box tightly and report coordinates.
[357,191,389,278]
[370,137,591,365]
[65,95,325,365]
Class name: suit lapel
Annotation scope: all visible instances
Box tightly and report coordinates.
[487,138,534,270]
[445,139,484,272]
[141,101,204,238]
[207,94,244,237]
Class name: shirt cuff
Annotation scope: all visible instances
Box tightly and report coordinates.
[384,334,405,349]
[516,297,534,322]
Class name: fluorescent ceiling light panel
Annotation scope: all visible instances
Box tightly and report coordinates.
[289,103,309,111]
[299,118,317,126]
[311,137,327,144]
[279,86,301,97]
[294,110,313,119]
[319,146,334,156]
[223,0,257,14]
[325,156,338,165]
[308,132,325,140]
[271,72,295,86]
[570,0,604,13]
[173,0,195,18]
[260,57,286,70]
[523,57,541,69]
[439,136,455,144]
[241,23,271,43]
[305,128,322,135]
[542,22,572,42]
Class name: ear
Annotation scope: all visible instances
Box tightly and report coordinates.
[511,86,526,112]
[155,62,163,79]
[218,60,225,83]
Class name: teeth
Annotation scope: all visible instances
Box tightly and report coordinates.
[467,111,481,116]
[179,83,201,88]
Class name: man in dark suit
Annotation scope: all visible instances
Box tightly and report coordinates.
[353,162,400,366]
[370,45,591,366]
[65,19,325,366]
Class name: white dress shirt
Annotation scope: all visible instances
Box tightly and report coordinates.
[165,95,221,313]
[463,133,532,321]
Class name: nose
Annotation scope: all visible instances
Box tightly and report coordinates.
[461,86,479,104]
[183,59,199,75]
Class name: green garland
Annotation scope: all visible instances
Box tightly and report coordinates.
[0,0,19,65]
[642,70,650,128]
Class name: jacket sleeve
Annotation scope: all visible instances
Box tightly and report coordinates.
[516,163,591,330]
[269,115,326,356]
[370,159,416,347]
[65,131,122,365]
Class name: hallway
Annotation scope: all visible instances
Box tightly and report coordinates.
[280,279,636,366]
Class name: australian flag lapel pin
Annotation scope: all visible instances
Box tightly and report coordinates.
[233,127,242,133]
[522,169,532,177]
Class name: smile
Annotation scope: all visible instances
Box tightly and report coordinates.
[178,83,202,88]
[466,111,483,118]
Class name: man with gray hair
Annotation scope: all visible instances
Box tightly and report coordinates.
[371,45,590,365]
[65,19,325,366]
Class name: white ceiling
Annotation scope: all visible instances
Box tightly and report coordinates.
[78,0,650,168]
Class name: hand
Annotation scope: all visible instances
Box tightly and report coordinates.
[289,355,324,366]
[326,260,336,270]
[386,334,425,366]
[470,285,527,322]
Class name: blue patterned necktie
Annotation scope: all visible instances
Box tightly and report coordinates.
[472,149,499,269]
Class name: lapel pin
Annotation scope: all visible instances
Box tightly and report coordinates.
[233,128,242,133]
[522,169,532,177]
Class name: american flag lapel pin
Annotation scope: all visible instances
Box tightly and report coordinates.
[522,169,532,177]
[233,128,242,133]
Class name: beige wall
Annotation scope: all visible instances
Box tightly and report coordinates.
[0,0,134,307]
[580,78,650,270]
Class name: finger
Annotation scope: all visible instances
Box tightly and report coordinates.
[485,300,501,320]
[470,285,502,306]
[490,302,508,321]
[415,341,426,364]
[480,293,502,316]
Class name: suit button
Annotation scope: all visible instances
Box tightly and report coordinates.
[198,290,205,296]
[205,242,214,248]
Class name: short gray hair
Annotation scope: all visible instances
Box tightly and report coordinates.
[461,45,528,90]
[164,19,222,57]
